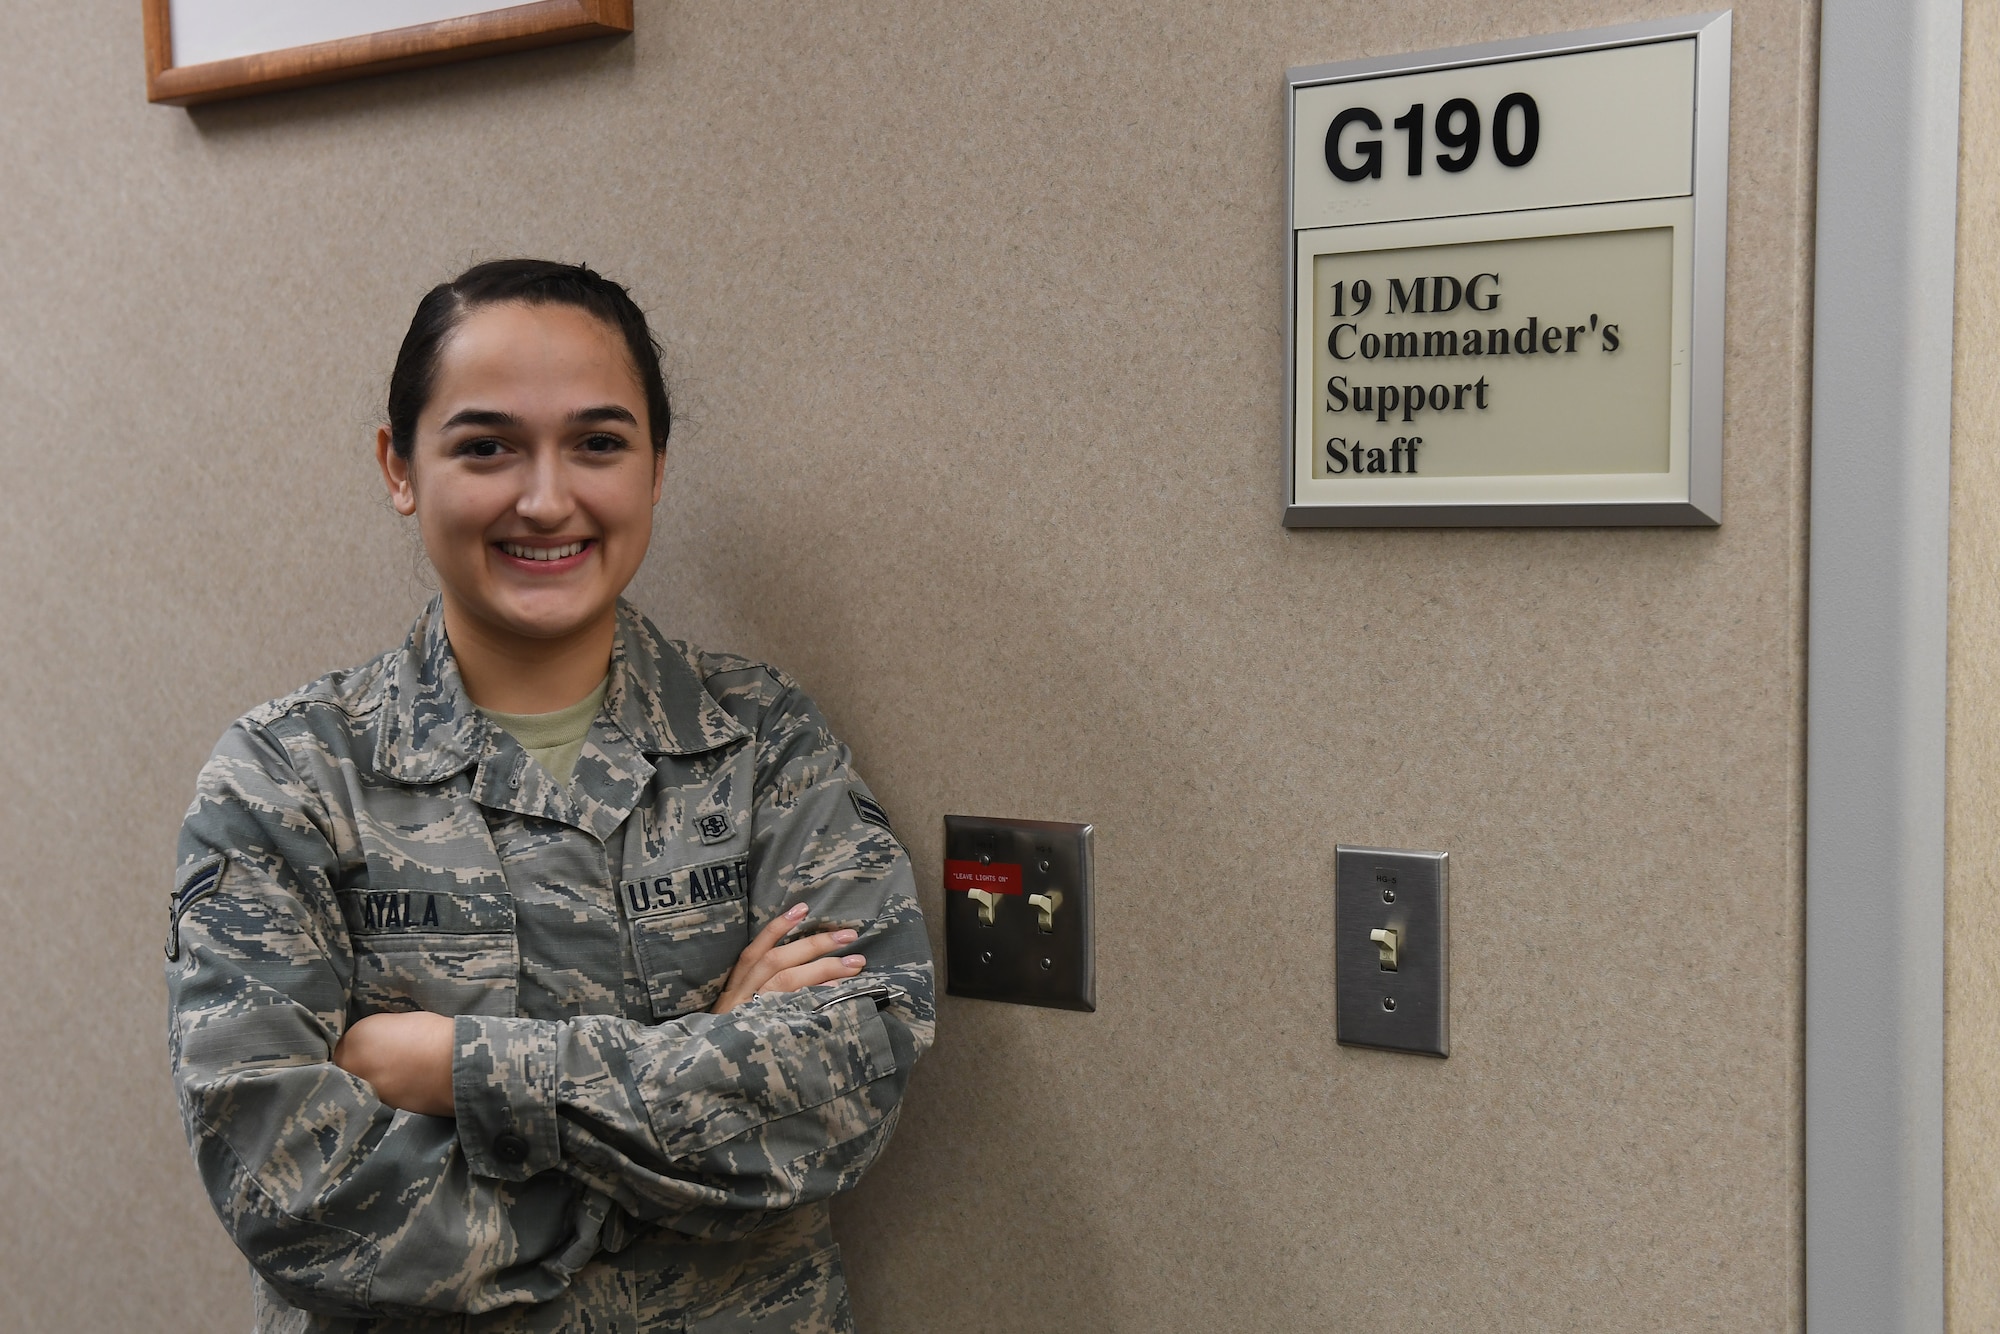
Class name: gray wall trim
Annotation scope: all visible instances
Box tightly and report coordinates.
[1806,0,1961,1328]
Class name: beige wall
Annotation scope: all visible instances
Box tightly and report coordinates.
[1948,0,2000,1325]
[0,3,1821,1329]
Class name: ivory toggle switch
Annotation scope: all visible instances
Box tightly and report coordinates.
[1028,890,1062,933]
[968,888,999,926]
[1369,927,1400,971]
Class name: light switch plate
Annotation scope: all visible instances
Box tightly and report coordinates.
[1336,845,1449,1056]
[944,815,1095,1011]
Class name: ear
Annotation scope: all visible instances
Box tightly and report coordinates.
[377,426,418,517]
[650,446,666,506]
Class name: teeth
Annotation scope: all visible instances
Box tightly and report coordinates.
[501,541,587,561]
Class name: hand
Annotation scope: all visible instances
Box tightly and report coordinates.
[333,1010,456,1117]
[711,901,866,1014]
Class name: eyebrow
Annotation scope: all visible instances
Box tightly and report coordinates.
[570,405,639,427]
[438,405,639,431]
[439,408,521,431]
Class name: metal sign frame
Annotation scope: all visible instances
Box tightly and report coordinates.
[1283,13,1731,527]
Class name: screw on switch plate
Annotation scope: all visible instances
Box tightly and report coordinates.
[1336,846,1448,1056]
[944,815,1095,1011]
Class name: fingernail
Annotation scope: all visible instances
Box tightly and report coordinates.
[834,929,858,943]
[786,903,809,919]
[843,955,866,967]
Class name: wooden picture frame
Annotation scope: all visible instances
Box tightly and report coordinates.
[142,0,634,106]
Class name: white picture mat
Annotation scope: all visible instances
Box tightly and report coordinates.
[169,0,515,67]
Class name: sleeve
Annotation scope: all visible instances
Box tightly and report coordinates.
[164,721,616,1319]
[449,673,937,1241]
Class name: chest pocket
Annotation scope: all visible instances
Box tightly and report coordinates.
[621,856,751,1019]
[336,888,520,1019]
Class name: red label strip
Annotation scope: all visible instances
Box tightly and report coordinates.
[944,860,1024,895]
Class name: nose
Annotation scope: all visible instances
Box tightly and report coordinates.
[516,447,574,527]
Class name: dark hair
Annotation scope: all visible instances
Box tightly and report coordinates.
[385,258,671,458]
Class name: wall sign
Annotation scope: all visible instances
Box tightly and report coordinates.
[143,0,632,107]
[1284,14,1730,527]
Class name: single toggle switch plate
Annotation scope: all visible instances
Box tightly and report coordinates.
[944,815,1095,1011]
[1336,845,1449,1056]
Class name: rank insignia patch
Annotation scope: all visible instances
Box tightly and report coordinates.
[851,792,893,833]
[695,811,733,844]
[166,856,223,960]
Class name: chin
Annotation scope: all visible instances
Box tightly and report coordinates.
[481,594,615,642]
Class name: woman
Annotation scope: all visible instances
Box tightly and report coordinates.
[165,259,934,1332]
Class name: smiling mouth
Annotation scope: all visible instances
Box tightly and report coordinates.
[498,540,592,561]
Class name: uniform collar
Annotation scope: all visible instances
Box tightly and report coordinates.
[373,599,483,785]
[600,602,753,758]
[374,597,749,788]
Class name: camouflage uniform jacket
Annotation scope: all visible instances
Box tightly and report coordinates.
[165,598,935,1332]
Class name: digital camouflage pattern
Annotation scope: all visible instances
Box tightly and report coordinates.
[166,599,935,1332]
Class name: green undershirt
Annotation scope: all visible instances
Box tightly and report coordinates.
[477,679,607,787]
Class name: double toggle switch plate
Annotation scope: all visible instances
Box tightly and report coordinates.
[944,815,1095,1011]
[1336,845,1449,1056]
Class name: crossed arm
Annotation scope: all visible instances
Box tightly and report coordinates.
[172,676,934,1316]
[334,903,870,1116]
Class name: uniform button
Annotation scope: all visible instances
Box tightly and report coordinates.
[492,1132,530,1165]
